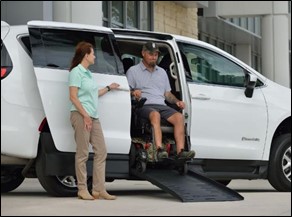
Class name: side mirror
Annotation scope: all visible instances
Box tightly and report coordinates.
[244,74,257,98]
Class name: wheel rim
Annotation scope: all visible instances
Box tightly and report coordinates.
[282,146,291,182]
[56,176,77,188]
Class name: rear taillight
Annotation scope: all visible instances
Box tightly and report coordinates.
[1,66,12,79]
[1,67,7,77]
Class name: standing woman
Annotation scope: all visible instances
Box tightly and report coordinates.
[69,41,119,200]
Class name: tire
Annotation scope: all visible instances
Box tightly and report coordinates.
[1,167,25,193]
[268,133,291,192]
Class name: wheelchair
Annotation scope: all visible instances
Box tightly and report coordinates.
[129,98,191,175]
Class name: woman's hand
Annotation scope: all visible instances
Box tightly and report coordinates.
[99,83,120,97]
[83,115,92,132]
[109,82,120,90]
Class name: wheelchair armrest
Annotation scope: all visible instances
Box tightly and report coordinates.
[132,97,147,109]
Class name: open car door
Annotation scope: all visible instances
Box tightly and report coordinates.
[27,21,131,154]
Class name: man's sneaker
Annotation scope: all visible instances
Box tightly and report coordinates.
[177,149,196,159]
[157,147,168,160]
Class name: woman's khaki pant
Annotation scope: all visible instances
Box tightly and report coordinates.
[70,111,107,192]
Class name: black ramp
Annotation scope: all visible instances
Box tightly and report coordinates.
[131,168,244,202]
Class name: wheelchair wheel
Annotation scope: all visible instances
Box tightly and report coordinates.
[136,161,146,173]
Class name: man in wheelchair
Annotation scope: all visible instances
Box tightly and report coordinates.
[126,41,195,162]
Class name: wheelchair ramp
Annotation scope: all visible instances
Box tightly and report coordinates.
[131,168,244,202]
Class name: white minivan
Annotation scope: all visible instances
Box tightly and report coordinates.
[1,21,291,196]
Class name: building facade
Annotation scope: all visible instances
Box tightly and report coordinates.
[1,1,290,88]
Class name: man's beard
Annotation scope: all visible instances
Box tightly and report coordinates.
[149,61,156,67]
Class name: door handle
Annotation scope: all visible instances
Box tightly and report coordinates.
[192,94,210,100]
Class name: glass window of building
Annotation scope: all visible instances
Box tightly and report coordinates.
[102,1,152,30]
[199,33,235,56]
[252,52,261,72]
[227,16,261,37]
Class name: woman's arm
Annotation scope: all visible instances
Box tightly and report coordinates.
[98,83,120,97]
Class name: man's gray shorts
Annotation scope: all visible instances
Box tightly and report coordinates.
[137,104,178,120]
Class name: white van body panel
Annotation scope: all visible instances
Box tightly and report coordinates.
[1,25,44,158]
[188,83,268,160]
[261,80,291,160]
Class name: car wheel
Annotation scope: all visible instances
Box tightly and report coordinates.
[35,146,92,197]
[1,167,25,193]
[268,133,291,192]
[36,156,77,196]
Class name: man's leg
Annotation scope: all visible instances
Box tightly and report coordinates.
[138,105,168,159]
[166,112,185,153]
[149,111,163,148]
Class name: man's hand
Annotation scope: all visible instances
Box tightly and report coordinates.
[132,89,142,99]
[176,101,185,109]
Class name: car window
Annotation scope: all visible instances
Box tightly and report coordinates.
[19,35,32,56]
[178,42,247,88]
[28,28,123,75]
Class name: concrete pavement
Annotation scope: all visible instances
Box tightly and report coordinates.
[1,178,291,216]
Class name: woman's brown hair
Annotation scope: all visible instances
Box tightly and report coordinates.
[69,41,94,71]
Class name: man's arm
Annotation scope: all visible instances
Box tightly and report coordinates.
[165,91,179,104]
[165,91,185,109]
[126,68,141,99]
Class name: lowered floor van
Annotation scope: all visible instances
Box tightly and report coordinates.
[1,21,291,196]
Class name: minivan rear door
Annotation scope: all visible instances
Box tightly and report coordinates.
[27,21,131,154]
